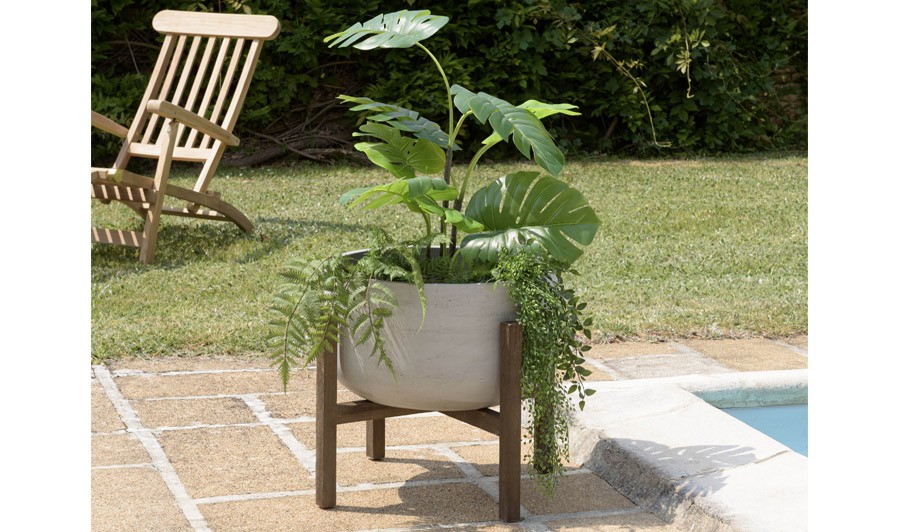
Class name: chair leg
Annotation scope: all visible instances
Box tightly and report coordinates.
[316,336,338,509]
[139,120,176,264]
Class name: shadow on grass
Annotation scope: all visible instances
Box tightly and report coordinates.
[91,217,371,282]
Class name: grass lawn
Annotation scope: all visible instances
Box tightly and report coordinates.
[91,154,807,361]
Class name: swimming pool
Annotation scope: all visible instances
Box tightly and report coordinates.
[722,404,808,456]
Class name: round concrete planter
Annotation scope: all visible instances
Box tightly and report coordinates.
[337,267,518,411]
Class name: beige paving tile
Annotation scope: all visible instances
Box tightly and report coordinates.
[159,425,312,498]
[92,380,124,433]
[108,355,273,373]
[263,389,362,419]
[451,443,581,478]
[132,397,256,428]
[115,371,288,399]
[200,482,498,531]
[547,511,679,531]
[783,335,808,351]
[92,468,190,531]
[580,364,614,381]
[587,342,679,359]
[681,338,808,372]
[92,433,151,467]
[338,449,465,485]
[521,473,635,515]
[291,415,499,450]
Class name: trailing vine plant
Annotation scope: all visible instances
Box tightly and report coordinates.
[269,9,600,494]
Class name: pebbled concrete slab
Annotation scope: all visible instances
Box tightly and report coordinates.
[158,425,312,499]
[92,467,191,532]
[92,379,124,433]
[199,483,499,531]
[546,511,681,531]
[91,433,151,467]
[520,472,635,515]
[602,352,734,380]
[132,397,256,428]
[262,388,362,419]
[290,415,498,450]
[337,449,466,485]
[108,355,273,373]
[682,339,807,372]
[115,371,287,399]
[588,342,681,359]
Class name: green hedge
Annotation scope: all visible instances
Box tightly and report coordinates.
[91,0,806,161]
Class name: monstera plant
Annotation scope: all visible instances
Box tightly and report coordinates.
[270,9,600,491]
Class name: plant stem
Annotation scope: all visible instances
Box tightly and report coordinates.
[416,42,454,255]
[449,138,499,253]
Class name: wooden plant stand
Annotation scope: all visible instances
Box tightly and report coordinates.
[316,322,524,522]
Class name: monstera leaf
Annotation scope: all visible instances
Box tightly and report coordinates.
[325,10,448,50]
[451,86,565,176]
[340,177,484,233]
[482,100,581,145]
[459,172,599,265]
[352,123,445,178]
[337,95,453,149]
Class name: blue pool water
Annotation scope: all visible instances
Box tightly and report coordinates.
[721,404,808,456]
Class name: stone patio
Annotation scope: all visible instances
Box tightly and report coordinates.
[92,336,807,531]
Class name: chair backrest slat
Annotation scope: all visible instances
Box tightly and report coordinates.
[142,35,188,145]
[159,36,203,146]
[199,38,245,149]
[221,39,262,133]
[115,34,176,169]
[175,36,216,147]
[185,37,231,149]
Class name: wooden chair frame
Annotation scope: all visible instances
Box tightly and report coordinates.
[316,322,524,522]
[91,10,280,263]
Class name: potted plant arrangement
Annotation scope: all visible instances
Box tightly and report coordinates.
[269,9,599,491]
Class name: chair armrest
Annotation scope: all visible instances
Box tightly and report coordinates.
[91,111,129,138]
[146,100,239,147]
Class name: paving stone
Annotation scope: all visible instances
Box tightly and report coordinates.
[92,433,151,467]
[200,482,498,531]
[337,449,465,485]
[580,363,614,381]
[132,397,256,428]
[546,511,679,531]
[290,415,498,450]
[115,371,287,399]
[158,425,312,499]
[603,353,733,379]
[587,342,680,359]
[262,389,363,419]
[451,443,580,478]
[782,335,808,352]
[108,355,273,373]
[92,468,190,531]
[682,338,808,372]
[92,380,124,433]
[520,473,635,515]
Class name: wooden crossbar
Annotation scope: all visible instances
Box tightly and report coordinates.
[92,183,156,204]
[316,322,523,522]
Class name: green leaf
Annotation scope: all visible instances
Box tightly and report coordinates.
[337,95,453,149]
[324,10,449,50]
[481,100,579,146]
[459,171,599,265]
[352,122,445,178]
[451,86,565,176]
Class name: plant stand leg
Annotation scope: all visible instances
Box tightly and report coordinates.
[499,322,523,522]
[316,337,337,509]
[366,419,385,460]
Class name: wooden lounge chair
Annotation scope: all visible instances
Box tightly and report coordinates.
[91,10,280,263]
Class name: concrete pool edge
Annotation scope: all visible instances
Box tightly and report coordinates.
[569,370,808,532]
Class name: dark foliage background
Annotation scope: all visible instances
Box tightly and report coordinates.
[91,0,807,164]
